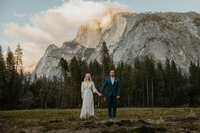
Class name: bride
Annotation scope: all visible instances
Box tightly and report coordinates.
[80,73,101,119]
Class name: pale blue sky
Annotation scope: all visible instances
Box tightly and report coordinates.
[1,0,199,42]
[1,0,200,24]
[1,0,200,40]
[0,0,63,45]
[0,0,199,66]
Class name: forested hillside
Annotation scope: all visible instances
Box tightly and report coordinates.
[0,42,200,110]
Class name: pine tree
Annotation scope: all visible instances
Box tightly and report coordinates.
[110,58,115,70]
[14,44,24,105]
[149,58,155,106]
[14,43,23,74]
[79,59,88,83]
[100,41,111,78]
[58,57,69,107]
[88,61,94,75]
[69,56,81,107]
[59,58,69,72]
[5,47,17,109]
[132,58,143,106]
[164,58,171,106]
[121,63,132,106]
[6,47,16,81]
[38,77,49,109]
[143,56,155,106]
[155,62,165,106]
[188,61,200,105]
[170,59,178,105]
[59,57,69,80]
[0,46,6,108]
[93,59,101,76]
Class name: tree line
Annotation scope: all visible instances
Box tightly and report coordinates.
[0,41,200,110]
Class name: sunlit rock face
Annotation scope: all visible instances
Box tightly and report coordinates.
[87,11,200,74]
[75,8,133,48]
[32,8,200,80]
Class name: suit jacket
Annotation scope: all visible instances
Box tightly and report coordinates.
[100,77,120,96]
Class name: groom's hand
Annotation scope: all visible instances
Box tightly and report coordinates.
[98,93,102,97]
[117,96,120,99]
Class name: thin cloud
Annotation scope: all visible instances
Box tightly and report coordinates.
[14,13,27,18]
[61,0,65,3]
[3,0,128,67]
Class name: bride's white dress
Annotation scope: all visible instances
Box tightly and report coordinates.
[80,81,100,118]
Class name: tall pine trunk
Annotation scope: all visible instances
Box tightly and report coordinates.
[151,78,154,106]
[146,76,149,106]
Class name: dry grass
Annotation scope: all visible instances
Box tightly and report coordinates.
[0,107,200,132]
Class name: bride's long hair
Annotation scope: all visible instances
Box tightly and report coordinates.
[84,73,92,82]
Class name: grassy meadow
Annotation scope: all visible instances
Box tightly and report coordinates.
[0,108,200,133]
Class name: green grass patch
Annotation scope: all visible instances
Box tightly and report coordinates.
[0,107,199,132]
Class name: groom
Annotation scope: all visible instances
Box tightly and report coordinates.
[99,70,121,117]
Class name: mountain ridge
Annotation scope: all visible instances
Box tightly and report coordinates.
[32,9,200,80]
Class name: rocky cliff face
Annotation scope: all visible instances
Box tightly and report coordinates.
[32,9,200,80]
[87,12,200,73]
[31,41,94,80]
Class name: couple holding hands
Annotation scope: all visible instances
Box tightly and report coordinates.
[80,70,121,119]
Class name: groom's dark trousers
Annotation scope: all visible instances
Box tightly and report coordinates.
[100,77,120,117]
[107,95,117,117]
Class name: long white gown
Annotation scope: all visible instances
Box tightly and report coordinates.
[80,81,100,119]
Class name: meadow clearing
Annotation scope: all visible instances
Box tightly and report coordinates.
[0,108,200,133]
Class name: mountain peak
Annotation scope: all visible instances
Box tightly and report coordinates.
[75,8,133,48]
[44,44,58,56]
[32,11,200,80]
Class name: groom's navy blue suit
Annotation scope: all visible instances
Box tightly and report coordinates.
[100,77,120,117]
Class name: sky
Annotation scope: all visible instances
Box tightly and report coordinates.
[0,0,200,67]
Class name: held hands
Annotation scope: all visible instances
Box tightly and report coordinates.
[98,93,102,97]
[98,93,119,99]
